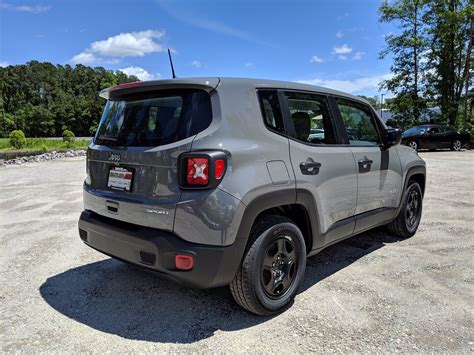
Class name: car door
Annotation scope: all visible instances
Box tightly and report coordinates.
[334,97,403,233]
[282,91,358,249]
[426,126,443,148]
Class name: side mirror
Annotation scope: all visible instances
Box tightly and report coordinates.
[383,128,402,149]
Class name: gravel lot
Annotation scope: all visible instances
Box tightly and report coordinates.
[1,151,473,352]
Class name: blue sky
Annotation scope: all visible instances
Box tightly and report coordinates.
[0,0,396,97]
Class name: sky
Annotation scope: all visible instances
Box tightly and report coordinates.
[0,0,397,97]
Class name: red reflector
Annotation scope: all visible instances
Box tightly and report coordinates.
[186,157,209,185]
[214,159,226,180]
[175,255,194,270]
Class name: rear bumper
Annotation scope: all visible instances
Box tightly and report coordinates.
[78,210,246,288]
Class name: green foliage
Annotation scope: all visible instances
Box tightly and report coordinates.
[62,129,75,142]
[379,0,429,124]
[9,130,26,149]
[0,137,89,151]
[423,0,473,126]
[379,0,472,128]
[0,61,139,138]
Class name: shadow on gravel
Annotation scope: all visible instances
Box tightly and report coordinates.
[40,228,403,343]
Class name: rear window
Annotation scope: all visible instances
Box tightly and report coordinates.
[95,90,212,147]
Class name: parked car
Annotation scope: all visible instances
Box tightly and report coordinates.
[402,124,470,151]
[78,78,426,315]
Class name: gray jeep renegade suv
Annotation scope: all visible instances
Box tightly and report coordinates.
[78,77,426,315]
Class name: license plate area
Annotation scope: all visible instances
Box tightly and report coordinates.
[107,166,134,191]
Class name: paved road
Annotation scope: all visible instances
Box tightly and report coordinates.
[1,151,473,352]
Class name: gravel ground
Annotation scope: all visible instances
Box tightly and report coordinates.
[1,151,473,352]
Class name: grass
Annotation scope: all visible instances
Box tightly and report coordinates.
[0,138,89,152]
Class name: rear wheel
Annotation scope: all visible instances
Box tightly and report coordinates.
[230,216,306,316]
[451,139,462,151]
[408,140,418,151]
[387,181,423,238]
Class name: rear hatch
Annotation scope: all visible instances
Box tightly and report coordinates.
[85,78,219,230]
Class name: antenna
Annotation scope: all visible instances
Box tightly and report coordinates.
[167,48,176,79]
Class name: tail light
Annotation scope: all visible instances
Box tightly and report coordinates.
[179,151,228,189]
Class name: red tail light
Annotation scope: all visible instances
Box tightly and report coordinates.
[186,157,209,185]
[214,159,226,180]
[179,151,228,189]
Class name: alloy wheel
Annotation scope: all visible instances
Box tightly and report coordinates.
[405,187,421,231]
[408,141,418,150]
[452,140,462,151]
[261,236,298,299]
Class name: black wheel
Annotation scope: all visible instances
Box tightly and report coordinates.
[407,140,418,151]
[451,139,462,151]
[387,181,423,238]
[230,215,306,316]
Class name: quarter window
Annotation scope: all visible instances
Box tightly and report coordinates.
[285,92,336,144]
[336,98,380,146]
[259,90,285,133]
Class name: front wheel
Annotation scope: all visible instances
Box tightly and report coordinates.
[230,216,306,316]
[387,181,423,238]
[451,139,462,151]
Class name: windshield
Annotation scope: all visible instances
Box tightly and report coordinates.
[95,90,212,147]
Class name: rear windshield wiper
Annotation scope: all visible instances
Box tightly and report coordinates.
[96,135,122,146]
[97,135,119,142]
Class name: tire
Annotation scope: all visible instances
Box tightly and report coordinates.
[387,181,423,238]
[451,139,462,151]
[230,215,307,316]
[407,140,418,151]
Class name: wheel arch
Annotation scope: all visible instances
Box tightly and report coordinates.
[236,189,317,254]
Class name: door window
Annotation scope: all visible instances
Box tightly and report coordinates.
[284,92,336,144]
[336,98,380,146]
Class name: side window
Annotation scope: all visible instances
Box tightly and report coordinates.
[336,98,380,146]
[258,90,285,133]
[285,92,336,144]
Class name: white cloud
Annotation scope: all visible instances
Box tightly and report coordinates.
[244,62,254,69]
[298,73,392,95]
[118,66,161,81]
[0,2,50,13]
[337,55,348,61]
[0,61,8,67]
[332,44,352,55]
[352,51,365,60]
[309,55,324,63]
[90,30,165,57]
[336,31,343,39]
[191,60,202,68]
[71,30,167,65]
[71,52,97,65]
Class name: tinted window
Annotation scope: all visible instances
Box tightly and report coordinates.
[404,126,427,135]
[336,98,380,146]
[259,90,285,133]
[285,92,336,144]
[95,90,211,147]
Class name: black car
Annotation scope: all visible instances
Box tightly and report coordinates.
[402,124,471,151]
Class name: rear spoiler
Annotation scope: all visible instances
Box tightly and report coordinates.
[99,77,220,100]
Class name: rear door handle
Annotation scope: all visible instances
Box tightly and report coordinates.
[300,160,321,175]
[358,158,373,172]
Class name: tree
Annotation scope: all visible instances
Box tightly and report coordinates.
[424,0,473,126]
[379,0,430,127]
[0,61,139,137]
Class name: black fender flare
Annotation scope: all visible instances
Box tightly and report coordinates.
[235,188,320,252]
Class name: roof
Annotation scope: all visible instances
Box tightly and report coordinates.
[100,77,369,104]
